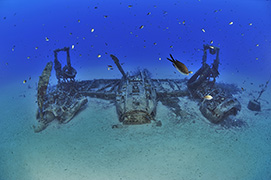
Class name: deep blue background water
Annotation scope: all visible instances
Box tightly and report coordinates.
[0,0,271,85]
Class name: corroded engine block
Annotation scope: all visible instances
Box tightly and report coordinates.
[115,69,157,125]
[198,86,241,123]
[187,45,241,124]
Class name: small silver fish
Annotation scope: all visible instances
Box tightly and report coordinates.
[203,95,213,100]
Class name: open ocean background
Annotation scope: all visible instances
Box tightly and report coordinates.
[1,0,271,83]
[0,0,271,180]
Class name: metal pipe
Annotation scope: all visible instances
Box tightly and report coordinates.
[110,54,126,78]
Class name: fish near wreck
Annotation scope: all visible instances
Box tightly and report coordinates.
[167,54,193,75]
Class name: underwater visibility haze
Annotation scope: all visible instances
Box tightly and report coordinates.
[0,0,271,179]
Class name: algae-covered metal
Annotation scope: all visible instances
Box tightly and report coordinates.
[187,44,241,124]
[115,69,157,125]
[34,45,242,132]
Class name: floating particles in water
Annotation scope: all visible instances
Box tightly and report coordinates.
[201,28,205,33]
[139,25,144,29]
[98,54,101,58]
[128,5,133,8]
[91,28,95,32]
[45,37,49,41]
[71,45,75,49]
[107,65,113,70]
[213,9,222,13]
[229,21,234,25]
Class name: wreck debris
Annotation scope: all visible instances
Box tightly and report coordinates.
[199,88,241,123]
[110,54,127,79]
[34,58,87,133]
[37,61,53,119]
[34,61,53,132]
[34,45,243,132]
[54,47,77,82]
[247,73,271,111]
[115,69,157,125]
[187,44,241,124]
[34,81,88,133]
[110,54,159,125]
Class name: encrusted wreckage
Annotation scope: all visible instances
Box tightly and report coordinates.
[34,48,88,132]
[34,45,242,132]
[187,44,241,123]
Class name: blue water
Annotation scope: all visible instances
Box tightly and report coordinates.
[0,0,271,179]
[1,0,271,82]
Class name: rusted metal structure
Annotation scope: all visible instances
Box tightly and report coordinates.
[34,45,242,132]
[187,44,241,123]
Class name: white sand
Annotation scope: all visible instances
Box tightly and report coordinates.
[0,75,271,180]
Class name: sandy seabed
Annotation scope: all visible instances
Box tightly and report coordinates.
[0,74,271,180]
